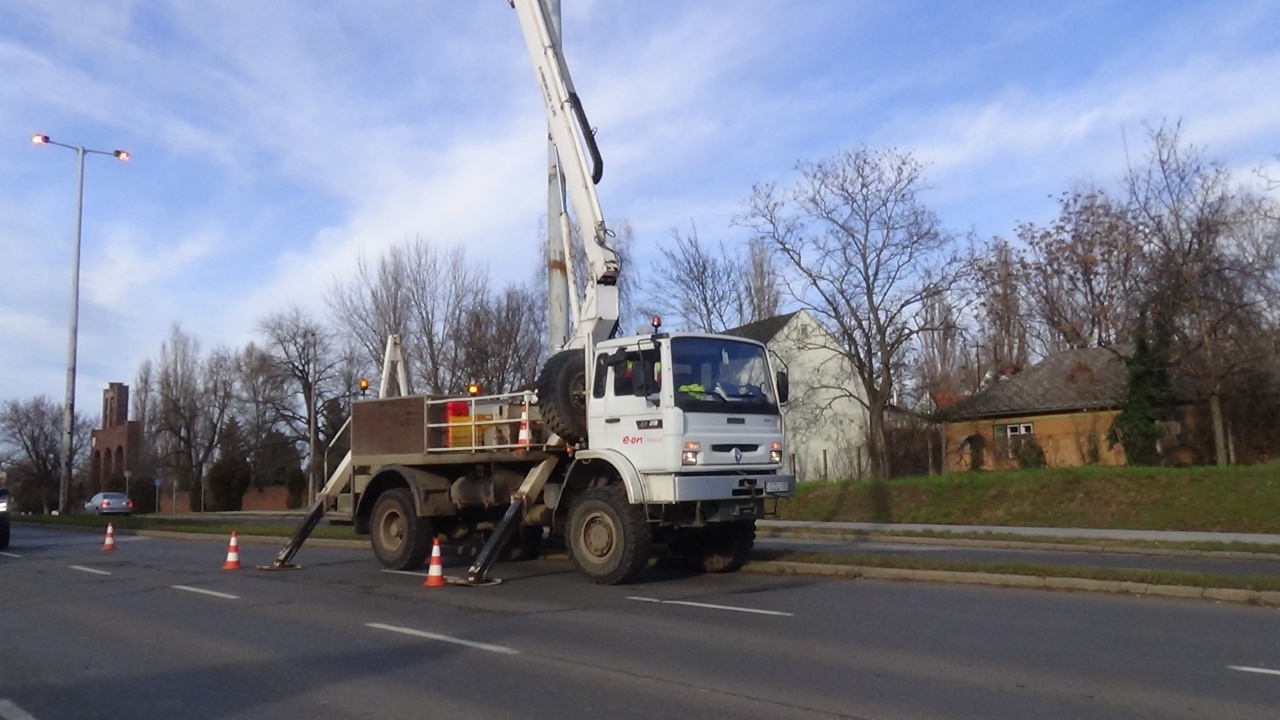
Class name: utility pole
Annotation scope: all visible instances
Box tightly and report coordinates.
[545,0,570,355]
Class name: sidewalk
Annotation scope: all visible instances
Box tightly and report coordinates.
[759,520,1280,546]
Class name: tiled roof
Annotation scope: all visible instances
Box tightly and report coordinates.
[723,311,799,344]
[945,347,1129,420]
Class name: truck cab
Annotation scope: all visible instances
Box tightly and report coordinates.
[588,332,793,508]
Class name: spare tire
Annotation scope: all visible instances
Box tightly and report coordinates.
[537,349,589,444]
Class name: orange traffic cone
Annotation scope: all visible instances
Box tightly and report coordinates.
[222,531,241,570]
[102,522,117,552]
[517,408,530,450]
[423,538,447,587]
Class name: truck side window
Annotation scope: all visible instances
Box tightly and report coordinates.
[592,355,608,399]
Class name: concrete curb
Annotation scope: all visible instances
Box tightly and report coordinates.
[756,528,1280,561]
[744,560,1280,607]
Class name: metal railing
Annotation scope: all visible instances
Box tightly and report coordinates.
[424,390,540,453]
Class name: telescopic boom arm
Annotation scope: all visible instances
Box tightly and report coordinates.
[510,0,620,350]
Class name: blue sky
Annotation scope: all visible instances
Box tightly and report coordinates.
[2,0,1278,418]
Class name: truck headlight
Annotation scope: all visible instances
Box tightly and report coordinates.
[769,441,782,464]
[682,441,701,465]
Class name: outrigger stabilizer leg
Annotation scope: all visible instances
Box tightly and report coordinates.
[465,457,558,586]
[259,498,325,570]
[465,499,523,585]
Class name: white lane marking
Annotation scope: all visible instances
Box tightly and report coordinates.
[366,623,519,655]
[627,596,794,617]
[0,698,42,720]
[68,565,111,576]
[0,552,20,558]
[382,569,429,577]
[1229,665,1280,677]
[171,585,240,600]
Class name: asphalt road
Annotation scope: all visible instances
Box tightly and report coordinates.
[756,537,1280,578]
[3,525,1280,720]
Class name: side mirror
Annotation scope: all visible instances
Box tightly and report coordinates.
[776,371,789,405]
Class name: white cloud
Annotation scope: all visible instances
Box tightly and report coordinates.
[2,0,1279,416]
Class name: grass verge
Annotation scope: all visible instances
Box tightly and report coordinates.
[779,465,1280,533]
[753,549,1280,593]
[12,513,359,541]
[758,526,1280,556]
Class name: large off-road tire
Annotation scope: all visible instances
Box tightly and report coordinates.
[567,485,651,585]
[670,520,755,574]
[536,349,588,445]
[370,488,433,570]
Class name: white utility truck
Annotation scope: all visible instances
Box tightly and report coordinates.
[269,0,795,585]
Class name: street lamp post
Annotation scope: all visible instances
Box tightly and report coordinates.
[32,134,130,515]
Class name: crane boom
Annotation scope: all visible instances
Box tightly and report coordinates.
[510,0,619,350]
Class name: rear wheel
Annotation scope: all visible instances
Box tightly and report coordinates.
[670,520,755,573]
[536,350,588,444]
[370,488,433,570]
[567,485,651,585]
[0,521,9,551]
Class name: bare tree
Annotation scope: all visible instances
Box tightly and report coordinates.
[457,282,546,393]
[741,146,965,479]
[327,241,416,373]
[402,243,486,395]
[0,396,87,513]
[1016,188,1145,353]
[234,342,293,490]
[916,293,971,406]
[153,324,237,510]
[641,225,782,333]
[644,223,748,332]
[972,236,1031,379]
[1125,122,1279,465]
[131,358,160,479]
[743,236,783,323]
[257,307,342,500]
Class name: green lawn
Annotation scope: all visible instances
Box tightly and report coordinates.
[753,549,1280,594]
[777,465,1280,533]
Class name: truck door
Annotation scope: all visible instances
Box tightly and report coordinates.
[591,347,665,471]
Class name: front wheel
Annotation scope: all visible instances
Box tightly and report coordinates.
[370,488,433,570]
[0,522,9,551]
[670,520,755,573]
[567,485,651,585]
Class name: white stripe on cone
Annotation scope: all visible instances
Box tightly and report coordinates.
[517,408,530,449]
[424,538,446,587]
[222,531,241,570]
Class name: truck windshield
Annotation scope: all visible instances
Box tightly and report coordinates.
[670,337,779,414]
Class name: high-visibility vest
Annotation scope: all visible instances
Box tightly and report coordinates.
[677,383,705,399]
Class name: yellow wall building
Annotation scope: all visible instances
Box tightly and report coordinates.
[942,348,1133,471]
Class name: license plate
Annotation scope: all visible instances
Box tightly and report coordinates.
[765,481,790,493]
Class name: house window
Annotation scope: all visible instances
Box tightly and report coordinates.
[994,423,1034,459]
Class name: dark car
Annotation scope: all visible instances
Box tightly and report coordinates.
[0,487,11,550]
[84,492,134,515]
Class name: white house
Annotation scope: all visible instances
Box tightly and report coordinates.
[726,310,870,482]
